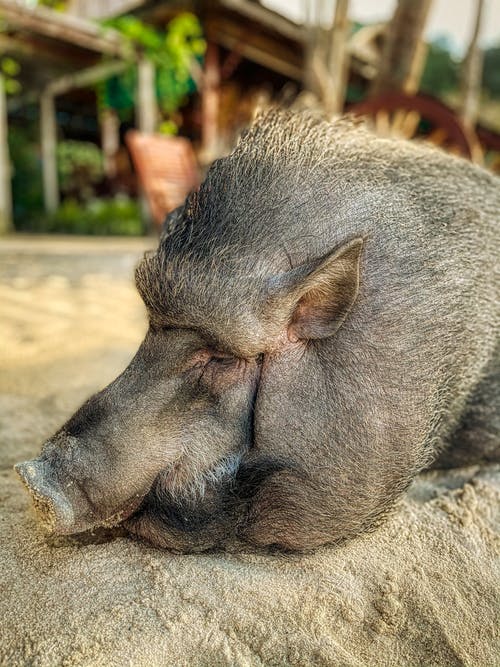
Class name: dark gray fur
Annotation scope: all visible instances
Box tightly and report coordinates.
[16,110,500,552]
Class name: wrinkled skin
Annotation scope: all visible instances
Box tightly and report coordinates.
[16,111,500,552]
[17,328,261,540]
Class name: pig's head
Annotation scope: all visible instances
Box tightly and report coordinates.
[16,115,367,539]
[15,231,362,538]
[15,324,263,534]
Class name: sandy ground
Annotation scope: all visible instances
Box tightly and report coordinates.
[1,236,499,667]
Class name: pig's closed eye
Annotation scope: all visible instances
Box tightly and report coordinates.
[207,356,237,368]
[187,351,238,372]
[184,350,245,391]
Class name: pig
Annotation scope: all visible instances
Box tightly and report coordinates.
[16,110,500,552]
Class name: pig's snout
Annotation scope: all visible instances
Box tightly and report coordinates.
[15,459,75,535]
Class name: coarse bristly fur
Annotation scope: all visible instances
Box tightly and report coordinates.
[18,109,500,553]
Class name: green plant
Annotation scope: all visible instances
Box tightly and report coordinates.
[33,196,144,235]
[420,39,460,98]
[1,56,21,95]
[8,122,44,227]
[57,140,103,200]
[98,13,206,131]
[483,44,500,99]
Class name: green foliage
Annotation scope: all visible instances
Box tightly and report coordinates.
[158,119,178,135]
[108,15,163,52]
[96,67,136,120]
[1,57,20,77]
[9,129,142,234]
[420,39,500,107]
[0,22,21,94]
[159,12,205,114]
[1,57,21,95]
[483,45,500,99]
[99,13,206,127]
[35,0,68,9]
[57,140,103,199]
[9,126,142,235]
[8,123,44,225]
[27,196,144,235]
[420,40,459,97]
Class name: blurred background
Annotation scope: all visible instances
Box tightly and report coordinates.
[0,0,499,236]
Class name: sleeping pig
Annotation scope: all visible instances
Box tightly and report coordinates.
[15,110,500,552]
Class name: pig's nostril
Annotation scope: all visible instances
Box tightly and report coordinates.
[15,460,75,534]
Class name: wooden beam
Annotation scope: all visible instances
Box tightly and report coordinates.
[213,31,303,80]
[0,33,101,72]
[370,0,433,95]
[66,0,145,20]
[0,0,130,58]
[201,42,221,162]
[324,0,351,113]
[0,75,13,234]
[460,0,484,127]
[135,56,157,230]
[47,60,129,96]
[40,91,59,214]
[206,12,303,80]
[218,0,305,44]
[100,108,120,179]
[0,34,37,58]
[136,56,157,133]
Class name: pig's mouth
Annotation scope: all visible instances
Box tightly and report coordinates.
[15,459,145,536]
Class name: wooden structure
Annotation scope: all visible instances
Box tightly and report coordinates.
[1,0,499,233]
[0,0,310,232]
[0,72,11,233]
[0,0,161,231]
[303,0,351,114]
[460,0,485,127]
[349,92,483,161]
[370,0,433,95]
[129,0,307,162]
[126,130,199,227]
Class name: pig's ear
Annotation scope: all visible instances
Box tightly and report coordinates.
[270,238,364,341]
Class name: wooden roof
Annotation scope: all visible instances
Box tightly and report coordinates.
[0,0,130,91]
[128,0,305,81]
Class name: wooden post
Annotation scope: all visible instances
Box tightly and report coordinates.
[0,74,13,233]
[303,0,323,98]
[136,56,157,231]
[460,0,484,127]
[100,108,120,179]
[371,0,433,95]
[324,0,350,114]
[40,89,59,214]
[201,41,220,163]
[137,56,157,133]
[405,38,429,94]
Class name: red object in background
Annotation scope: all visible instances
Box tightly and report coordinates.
[348,92,482,161]
[126,131,200,228]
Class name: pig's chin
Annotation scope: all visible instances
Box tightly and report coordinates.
[97,494,147,531]
[39,492,146,537]
[52,491,149,536]
[47,498,146,538]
